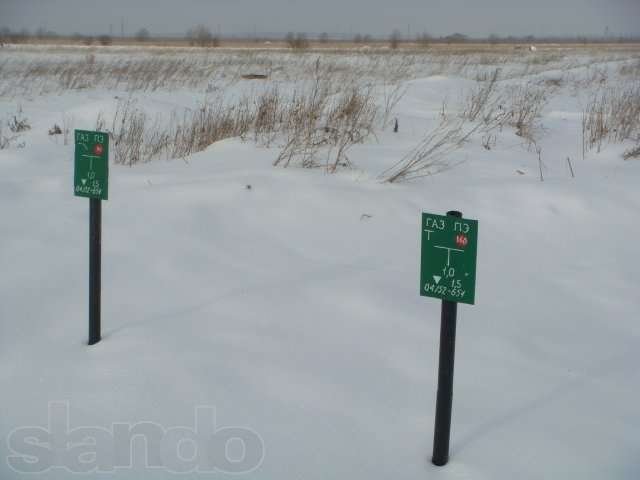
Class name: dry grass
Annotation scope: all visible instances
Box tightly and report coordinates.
[0,48,421,96]
[275,86,377,170]
[582,86,640,155]
[379,118,480,182]
[7,107,31,133]
[3,43,640,172]
[3,43,638,98]
[618,58,640,77]
[103,97,253,165]
[462,68,501,122]
[0,105,29,149]
[380,72,552,183]
[0,123,12,149]
[623,144,640,160]
[506,83,547,140]
[101,79,378,169]
[462,73,547,141]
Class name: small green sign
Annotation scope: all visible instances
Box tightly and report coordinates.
[420,212,478,305]
[74,129,109,200]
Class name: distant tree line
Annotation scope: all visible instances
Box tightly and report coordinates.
[135,28,150,42]
[1,26,639,48]
[0,27,33,44]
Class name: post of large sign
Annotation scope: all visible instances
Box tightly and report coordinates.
[74,129,109,346]
[420,210,478,466]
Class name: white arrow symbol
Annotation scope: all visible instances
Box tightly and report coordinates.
[433,275,442,284]
[81,179,87,185]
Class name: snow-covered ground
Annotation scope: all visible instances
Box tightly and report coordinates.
[1,45,639,479]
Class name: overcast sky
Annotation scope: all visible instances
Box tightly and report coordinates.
[1,0,638,37]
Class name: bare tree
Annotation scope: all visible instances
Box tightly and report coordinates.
[187,25,218,47]
[9,29,31,44]
[98,35,112,46]
[285,32,309,50]
[488,33,500,45]
[416,32,431,48]
[135,28,150,42]
[389,29,402,49]
[0,27,10,45]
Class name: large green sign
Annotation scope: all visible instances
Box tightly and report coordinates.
[74,129,109,200]
[420,212,478,305]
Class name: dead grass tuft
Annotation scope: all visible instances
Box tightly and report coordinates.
[582,86,640,155]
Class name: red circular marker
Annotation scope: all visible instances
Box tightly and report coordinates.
[93,144,104,156]
[455,234,468,248]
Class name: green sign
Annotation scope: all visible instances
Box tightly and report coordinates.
[420,212,478,305]
[74,129,109,200]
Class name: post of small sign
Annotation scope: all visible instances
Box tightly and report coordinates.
[74,130,109,346]
[420,210,478,466]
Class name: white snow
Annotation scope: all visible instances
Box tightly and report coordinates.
[1,45,639,479]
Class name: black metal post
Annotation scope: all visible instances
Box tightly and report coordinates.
[88,198,101,345]
[432,210,461,466]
